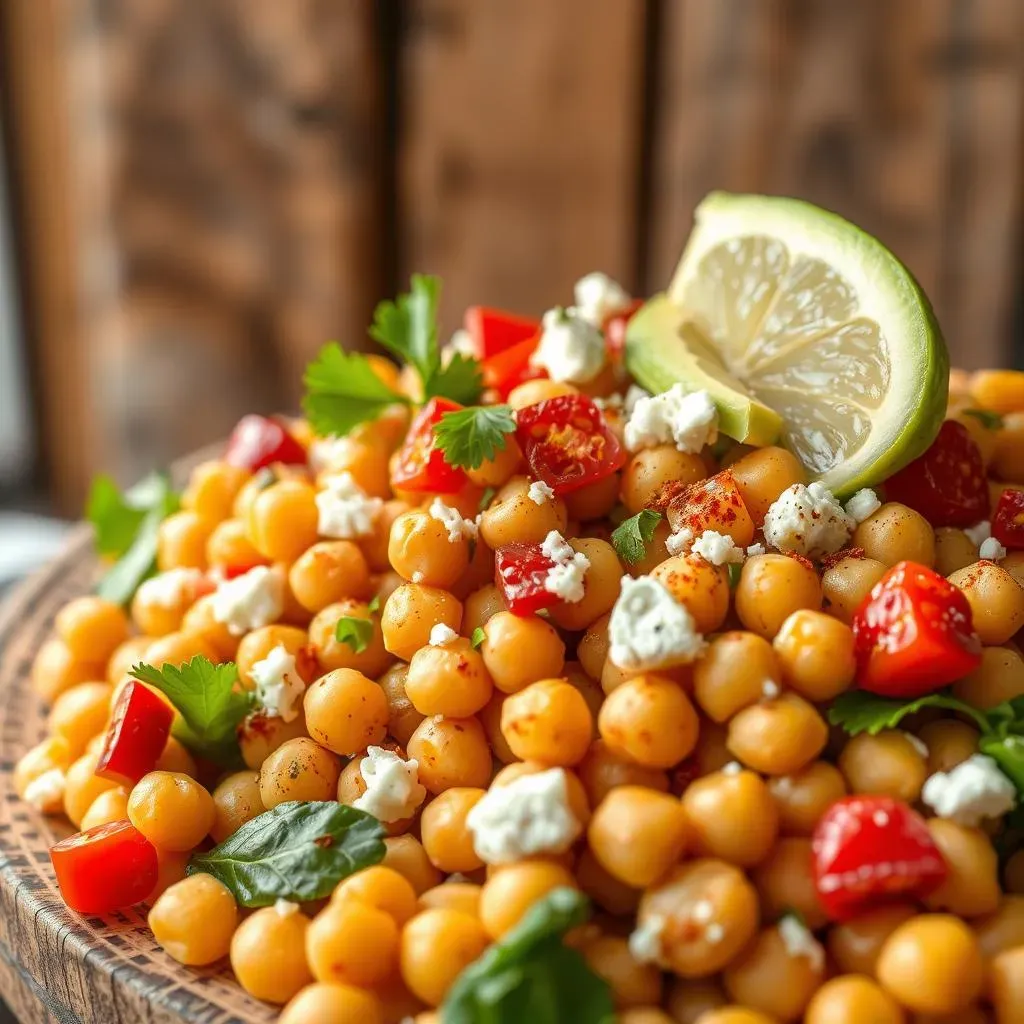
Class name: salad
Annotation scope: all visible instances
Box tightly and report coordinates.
[14,192,1024,1024]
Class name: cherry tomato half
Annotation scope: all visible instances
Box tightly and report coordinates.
[515,394,625,495]
[812,796,947,921]
[494,543,560,616]
[883,420,989,527]
[96,681,175,788]
[852,560,982,698]
[992,488,1024,550]
[50,820,159,914]
[392,398,468,494]
[224,414,307,472]
[464,307,540,360]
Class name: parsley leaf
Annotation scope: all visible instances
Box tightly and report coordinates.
[727,562,743,589]
[434,404,516,469]
[827,690,991,736]
[370,274,442,388]
[336,617,374,653]
[962,408,1004,431]
[479,487,497,513]
[471,627,486,650]
[188,801,385,907]
[130,656,251,766]
[611,509,663,565]
[429,351,485,405]
[302,342,409,437]
[367,594,381,615]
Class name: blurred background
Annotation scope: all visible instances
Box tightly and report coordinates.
[1,0,1023,540]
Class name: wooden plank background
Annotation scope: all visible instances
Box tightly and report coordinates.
[2,0,1023,515]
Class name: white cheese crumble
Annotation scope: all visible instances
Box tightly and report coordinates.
[922,753,1017,827]
[411,571,425,584]
[746,543,766,557]
[665,526,694,557]
[573,271,631,326]
[901,731,929,758]
[981,536,1008,561]
[530,307,607,384]
[308,436,348,474]
[624,384,650,415]
[135,567,205,609]
[274,899,300,918]
[251,645,305,723]
[352,746,427,823]
[779,915,825,971]
[624,384,719,454]
[628,914,666,964]
[24,768,66,812]
[211,565,284,636]
[429,623,459,647]
[316,472,383,539]
[609,575,705,671]
[762,679,781,699]
[527,480,556,505]
[465,768,582,865]
[844,488,881,524]
[722,761,743,776]
[965,520,992,547]
[446,327,477,360]
[762,482,854,559]
[540,530,590,603]
[429,497,479,544]
[691,530,745,565]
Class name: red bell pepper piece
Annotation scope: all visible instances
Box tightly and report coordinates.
[852,560,982,698]
[481,334,545,398]
[494,543,561,616]
[50,820,159,914]
[392,398,468,493]
[224,415,307,471]
[96,680,175,787]
[812,796,947,921]
[992,488,1024,550]
[464,307,540,359]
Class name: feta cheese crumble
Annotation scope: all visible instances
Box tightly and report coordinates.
[573,271,631,326]
[779,915,825,971]
[628,914,667,964]
[352,746,427,823]
[901,731,929,758]
[251,645,305,723]
[624,384,719,454]
[609,575,706,671]
[429,497,479,544]
[981,536,1007,561]
[540,530,590,603]
[690,530,745,565]
[762,482,854,559]
[527,480,556,505]
[135,567,205,609]
[24,768,66,812]
[844,488,881,524]
[530,307,606,384]
[429,623,459,647]
[722,761,743,776]
[316,472,383,539]
[762,679,781,699]
[746,543,766,557]
[466,767,582,864]
[274,899,300,918]
[665,526,694,556]
[922,753,1017,827]
[965,520,992,547]
[211,565,284,636]
[446,328,477,360]
[624,384,650,415]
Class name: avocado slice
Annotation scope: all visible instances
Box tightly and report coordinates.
[624,294,783,447]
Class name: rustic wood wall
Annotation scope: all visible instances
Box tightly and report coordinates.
[3,0,1024,515]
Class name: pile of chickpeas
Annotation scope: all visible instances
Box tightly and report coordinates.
[15,360,1024,1024]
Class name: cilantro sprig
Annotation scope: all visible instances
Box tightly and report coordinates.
[434,404,516,470]
[962,408,1004,431]
[611,509,663,564]
[471,627,486,650]
[334,595,381,654]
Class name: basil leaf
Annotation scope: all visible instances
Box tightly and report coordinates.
[188,801,385,907]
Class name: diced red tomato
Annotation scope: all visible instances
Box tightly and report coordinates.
[464,307,540,360]
[852,560,982,698]
[603,298,645,358]
[992,488,1024,550]
[50,820,159,914]
[494,543,561,616]
[224,415,307,471]
[515,394,626,495]
[95,681,175,787]
[812,796,948,921]
[883,420,989,527]
[481,334,545,398]
[392,398,468,493]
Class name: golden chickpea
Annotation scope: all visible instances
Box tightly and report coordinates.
[419,882,482,919]
[767,761,847,836]
[665,977,727,1023]
[154,735,199,777]
[838,730,928,802]
[918,718,982,773]
[461,584,505,635]
[231,905,313,1004]
[727,693,828,775]
[205,517,268,576]
[588,786,689,888]
[308,600,392,678]
[1006,850,1024,894]
[245,479,319,563]
[581,934,662,1009]
[973,896,1024,972]
[729,446,808,526]
[923,819,1001,918]
[301,668,388,757]
[400,909,489,1006]
[378,663,425,746]
[14,736,72,810]
[211,770,265,843]
[478,475,568,548]
[638,859,760,977]
[144,629,219,669]
[507,378,578,408]
[183,460,251,522]
[306,900,399,987]
[48,681,113,756]
[576,846,640,917]
[577,740,669,807]
[80,787,130,831]
[694,631,782,723]
[466,437,523,489]
[827,903,917,976]
[333,865,419,926]
[751,837,828,930]
[953,410,997,468]
[1004,549,1024,589]
[735,554,822,639]
[994,411,1024,482]
[479,611,565,694]
[288,540,373,613]
[238,709,310,771]
[971,370,1024,414]
[990,945,1024,1024]
[618,1010,674,1024]
[106,636,152,685]
[479,860,578,939]
[563,473,621,521]
[683,768,779,868]
[149,848,191,902]
[598,674,699,768]
[772,610,855,701]
[127,771,215,851]
[259,737,341,808]
[804,975,903,1024]
[954,644,1024,708]
[405,640,493,718]
[148,873,238,965]
[420,788,486,874]
[622,446,707,514]
[406,716,492,794]
[157,510,215,571]
[854,503,936,567]
[822,555,888,624]
[380,583,462,662]
[934,526,980,576]
[354,499,411,574]
[318,435,394,500]
[31,639,104,703]
[547,538,623,632]
[382,835,443,895]
[279,982,384,1024]
[235,624,313,689]
[666,472,755,547]
[948,561,1024,645]
[387,509,470,590]
[56,596,130,664]
[651,554,730,634]
[501,678,593,766]
[690,1010,777,1024]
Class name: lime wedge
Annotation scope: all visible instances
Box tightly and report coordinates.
[626,192,949,497]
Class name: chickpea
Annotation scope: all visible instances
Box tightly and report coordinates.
[211,771,265,843]
[405,640,493,719]
[420,788,486,874]
[735,555,822,639]
[838,730,928,802]
[149,848,192,902]
[259,737,341,808]
[693,1011,777,1024]
[971,369,1024,414]
[245,479,319,563]
[13,736,72,807]
[306,900,399,987]
[581,934,662,1009]
[238,709,309,771]
[235,624,313,689]
[358,498,414,573]
[918,718,982,773]
[380,584,463,662]
[501,678,593,766]
[279,982,384,1024]
[382,835,443,895]
[400,909,489,1006]
[827,903,917,976]
[651,554,730,634]
[727,693,828,775]
[804,975,903,1024]
[577,739,669,807]
[990,946,1024,1024]
[56,596,130,664]
[450,533,497,603]
[230,906,313,1004]
[63,751,117,826]
[563,663,605,730]
[822,554,888,624]
[694,631,782,722]
[148,874,238,965]
[588,786,689,888]
[478,475,568,548]
[106,636,153,685]
[127,771,215,851]
[308,599,392,678]
[618,1010,674,1024]
[854,503,936,567]
[947,561,1024,645]
[729,446,807,526]
[333,866,419,926]
[80,787,130,831]
[683,768,779,867]
[692,719,734,777]
[144,630,219,669]
[288,540,373,613]
[753,837,827,930]
[507,378,578,408]
[767,761,847,836]
[461,584,505,635]
[406,716,492,794]
[564,473,621,521]
[638,859,760,977]
[157,510,215,571]
[466,437,523,490]
[479,611,565,694]
[772,610,855,701]
[377,663,425,746]
[419,881,482,918]
[576,846,640,917]
[1004,549,1024,589]
[548,538,623,632]
[923,819,1001,918]
[973,896,1024,976]
[205,517,268,576]
[598,674,699,768]
[953,644,1024,708]
[48,681,113,756]
[1006,850,1024,894]
[31,638,104,703]
[622,446,707,514]
[317,436,393,500]
[665,978,727,1022]
[479,860,578,938]
[155,735,199,777]
[387,509,470,590]
[934,526,980,576]
[182,460,251,521]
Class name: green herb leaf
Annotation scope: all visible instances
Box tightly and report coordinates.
[130,656,251,766]
[611,509,663,565]
[335,616,374,653]
[434,404,516,470]
[187,800,385,907]
[367,594,381,615]
[471,627,486,650]
[442,888,615,1024]
[429,351,485,405]
[479,487,498,513]
[727,562,744,589]
[962,408,1005,431]
[369,274,442,390]
[302,342,409,437]
[980,734,1024,793]
[87,475,145,556]
[827,690,991,737]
